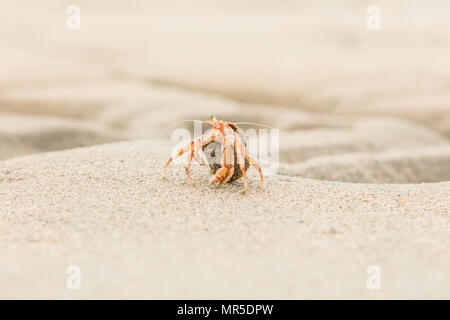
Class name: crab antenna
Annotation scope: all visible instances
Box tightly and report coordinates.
[233,122,275,129]
[157,119,205,137]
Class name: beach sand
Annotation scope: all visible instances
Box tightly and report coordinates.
[0,140,448,299]
[0,0,449,299]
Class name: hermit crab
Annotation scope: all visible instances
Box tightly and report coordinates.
[162,115,263,193]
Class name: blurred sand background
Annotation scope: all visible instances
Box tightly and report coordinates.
[0,0,449,298]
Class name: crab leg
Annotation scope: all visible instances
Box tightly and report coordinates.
[210,135,234,185]
[162,142,191,180]
[235,140,248,193]
[218,165,235,185]
[218,148,235,186]
[193,138,207,166]
[235,133,264,187]
[184,141,196,185]
[162,131,216,181]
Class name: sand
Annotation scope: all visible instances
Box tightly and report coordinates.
[0,0,449,299]
[0,114,123,160]
[0,140,448,299]
[279,146,450,183]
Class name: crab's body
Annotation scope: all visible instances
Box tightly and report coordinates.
[162,116,263,193]
[202,126,250,182]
